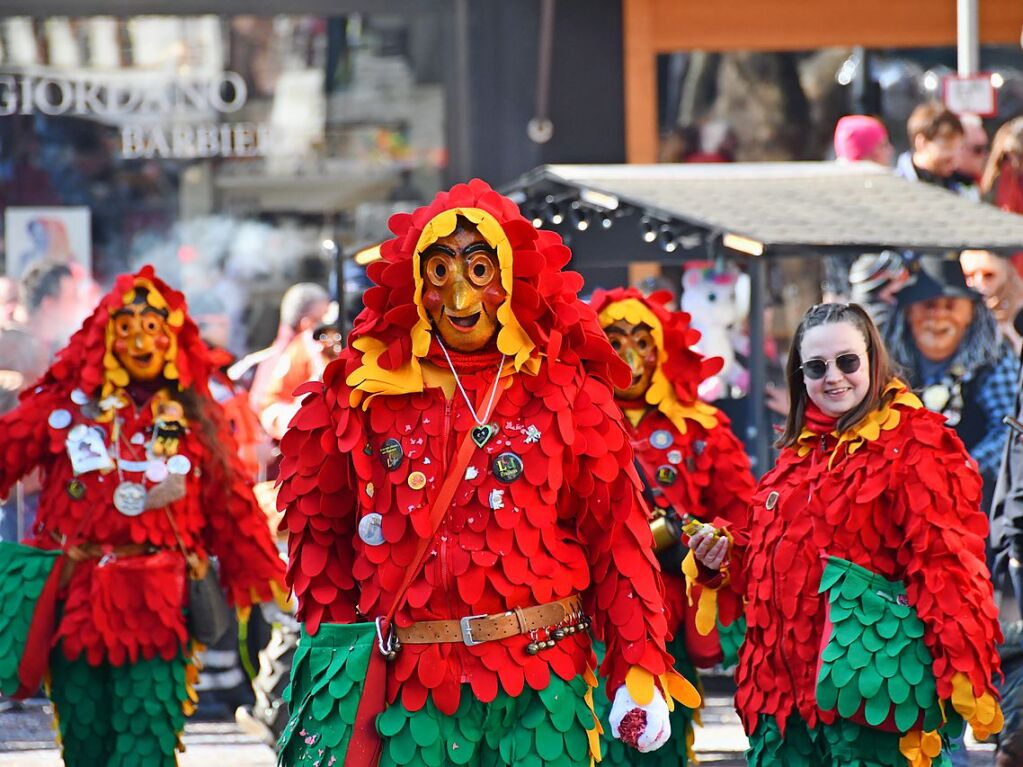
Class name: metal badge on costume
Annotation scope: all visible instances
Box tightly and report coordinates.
[379,439,404,471]
[492,452,523,483]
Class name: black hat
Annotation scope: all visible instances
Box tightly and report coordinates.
[895,255,977,307]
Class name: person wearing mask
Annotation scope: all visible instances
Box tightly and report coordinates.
[691,302,1003,765]
[833,115,895,166]
[896,103,979,199]
[589,287,756,766]
[884,256,1017,509]
[0,266,286,765]
[276,180,697,766]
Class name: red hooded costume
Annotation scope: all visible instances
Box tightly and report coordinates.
[0,266,285,668]
[277,181,695,729]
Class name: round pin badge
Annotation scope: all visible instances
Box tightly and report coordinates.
[48,409,72,430]
[407,471,427,490]
[379,439,404,471]
[145,461,169,483]
[765,491,780,510]
[667,449,683,466]
[650,430,674,450]
[492,452,524,484]
[66,478,86,500]
[655,464,678,486]
[70,388,90,406]
[358,513,385,546]
[166,455,192,475]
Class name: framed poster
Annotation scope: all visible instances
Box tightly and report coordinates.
[4,206,92,278]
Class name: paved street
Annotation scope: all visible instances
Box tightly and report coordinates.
[0,682,998,766]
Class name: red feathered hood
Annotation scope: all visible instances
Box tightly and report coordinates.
[589,287,725,434]
[38,265,219,401]
[343,179,629,405]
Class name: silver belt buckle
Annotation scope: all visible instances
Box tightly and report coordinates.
[459,614,487,646]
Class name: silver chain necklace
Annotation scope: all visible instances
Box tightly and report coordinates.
[435,337,506,427]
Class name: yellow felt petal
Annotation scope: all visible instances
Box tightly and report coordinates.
[695,586,718,637]
[661,670,701,710]
[625,666,656,706]
[950,672,977,719]
[975,691,997,725]
[583,675,603,765]
[681,550,699,606]
[922,730,942,758]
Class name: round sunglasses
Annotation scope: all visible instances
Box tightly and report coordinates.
[800,352,862,380]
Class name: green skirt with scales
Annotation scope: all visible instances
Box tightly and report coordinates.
[278,622,598,767]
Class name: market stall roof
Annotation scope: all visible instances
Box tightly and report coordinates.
[505,162,1023,257]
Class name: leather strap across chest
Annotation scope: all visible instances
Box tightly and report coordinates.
[394,595,583,646]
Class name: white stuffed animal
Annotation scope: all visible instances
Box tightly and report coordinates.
[680,263,750,400]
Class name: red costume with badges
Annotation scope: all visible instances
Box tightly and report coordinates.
[590,288,754,659]
[0,267,285,766]
[278,181,697,766]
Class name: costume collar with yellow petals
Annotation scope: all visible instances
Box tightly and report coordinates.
[348,207,538,408]
[598,298,719,435]
[795,380,921,467]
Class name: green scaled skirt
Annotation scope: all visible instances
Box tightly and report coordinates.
[0,541,60,695]
[278,622,375,766]
[816,556,942,734]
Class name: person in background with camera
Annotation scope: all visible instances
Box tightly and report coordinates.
[691,302,1002,765]
[589,287,756,766]
[0,266,285,766]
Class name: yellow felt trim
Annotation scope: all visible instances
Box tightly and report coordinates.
[681,549,722,637]
[347,207,540,407]
[898,730,943,767]
[583,666,603,765]
[795,380,921,467]
[624,666,701,712]
[950,671,1004,739]
[598,299,719,435]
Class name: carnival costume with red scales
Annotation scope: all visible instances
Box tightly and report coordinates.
[276,180,698,767]
[711,383,1003,765]
[588,287,756,766]
[0,267,286,766]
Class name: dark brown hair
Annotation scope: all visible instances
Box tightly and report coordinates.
[777,303,900,448]
[907,102,964,144]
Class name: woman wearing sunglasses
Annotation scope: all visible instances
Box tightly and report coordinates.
[690,303,1003,766]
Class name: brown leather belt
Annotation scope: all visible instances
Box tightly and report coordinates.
[395,595,584,647]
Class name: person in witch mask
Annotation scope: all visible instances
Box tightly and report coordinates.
[276,180,698,767]
[588,287,756,766]
[0,266,286,766]
[884,255,1018,508]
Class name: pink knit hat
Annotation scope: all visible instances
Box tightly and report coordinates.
[833,115,889,161]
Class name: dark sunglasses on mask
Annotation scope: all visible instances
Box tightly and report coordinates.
[800,353,862,380]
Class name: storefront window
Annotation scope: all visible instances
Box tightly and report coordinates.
[0,14,446,352]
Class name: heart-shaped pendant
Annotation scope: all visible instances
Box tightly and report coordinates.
[471,423,497,448]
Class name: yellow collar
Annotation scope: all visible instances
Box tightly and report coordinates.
[795,381,920,468]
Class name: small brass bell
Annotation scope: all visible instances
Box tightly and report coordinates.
[526,642,540,655]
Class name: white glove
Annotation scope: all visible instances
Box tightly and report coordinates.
[609,684,671,752]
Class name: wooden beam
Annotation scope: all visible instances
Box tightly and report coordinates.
[623,0,658,163]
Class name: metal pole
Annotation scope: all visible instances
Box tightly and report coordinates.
[746,256,769,477]
[957,0,979,76]
[335,243,347,338]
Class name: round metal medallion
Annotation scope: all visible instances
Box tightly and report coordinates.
[166,455,192,475]
[113,481,147,516]
[48,409,72,429]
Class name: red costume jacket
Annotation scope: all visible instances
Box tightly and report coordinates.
[729,386,1001,738]
[0,268,285,667]
[279,181,686,717]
